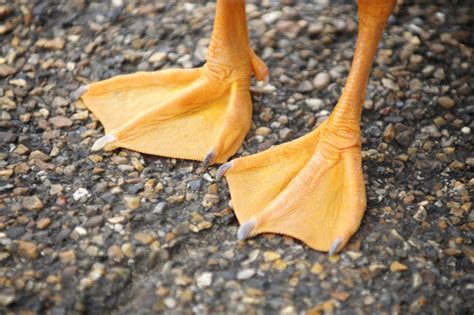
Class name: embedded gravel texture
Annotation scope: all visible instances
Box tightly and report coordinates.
[0,0,473,314]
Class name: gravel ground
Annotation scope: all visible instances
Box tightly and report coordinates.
[1,0,473,314]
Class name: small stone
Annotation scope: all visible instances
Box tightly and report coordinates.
[52,96,68,107]
[297,80,313,93]
[382,78,399,91]
[237,268,255,280]
[29,150,50,161]
[306,98,324,111]
[196,272,213,288]
[49,184,63,195]
[461,127,470,134]
[256,127,271,136]
[14,144,29,155]
[438,96,455,109]
[59,250,76,265]
[390,261,408,272]
[273,259,288,271]
[22,196,43,211]
[0,97,16,110]
[73,188,90,201]
[395,130,414,147]
[174,222,190,235]
[0,132,16,144]
[403,195,415,205]
[122,243,134,257]
[71,111,89,120]
[279,128,293,140]
[36,218,51,229]
[18,241,38,260]
[84,215,104,228]
[153,202,166,214]
[0,293,15,306]
[49,116,73,128]
[0,64,16,77]
[313,72,331,91]
[383,124,395,143]
[364,296,376,305]
[262,11,282,24]
[131,158,144,171]
[263,251,281,262]
[135,232,154,245]
[149,52,167,64]
[36,37,65,50]
[107,245,124,262]
[310,263,324,274]
[121,195,140,209]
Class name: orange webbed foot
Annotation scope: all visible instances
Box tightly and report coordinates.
[218,122,365,254]
[73,67,258,164]
[72,0,269,165]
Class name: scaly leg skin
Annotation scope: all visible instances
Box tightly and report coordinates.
[72,0,268,165]
[219,0,397,254]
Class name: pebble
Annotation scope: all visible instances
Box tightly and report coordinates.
[149,52,167,64]
[50,116,73,128]
[262,11,282,24]
[22,196,43,211]
[390,261,408,272]
[313,72,331,91]
[237,269,255,280]
[108,245,124,262]
[59,250,76,265]
[134,232,154,245]
[279,128,293,140]
[123,196,140,209]
[256,127,271,136]
[153,202,167,214]
[438,96,455,109]
[310,263,324,274]
[297,80,313,93]
[0,64,16,77]
[306,98,324,111]
[36,37,65,50]
[73,188,90,201]
[263,251,281,262]
[0,96,16,110]
[196,272,213,288]
[122,243,134,258]
[36,218,52,229]
[18,241,38,260]
[84,215,104,228]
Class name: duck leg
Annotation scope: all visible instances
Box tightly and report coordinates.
[219,0,397,253]
[73,0,268,165]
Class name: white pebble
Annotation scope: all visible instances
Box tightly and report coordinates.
[237,268,255,280]
[196,272,213,288]
[73,188,90,201]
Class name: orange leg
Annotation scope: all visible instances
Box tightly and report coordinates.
[219,0,397,254]
[72,0,268,165]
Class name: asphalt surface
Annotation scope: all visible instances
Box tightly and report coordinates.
[0,0,473,314]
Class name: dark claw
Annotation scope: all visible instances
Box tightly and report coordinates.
[216,162,232,180]
[202,150,216,169]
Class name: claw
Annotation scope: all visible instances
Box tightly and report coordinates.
[260,74,270,86]
[91,134,117,151]
[328,237,343,256]
[237,219,256,241]
[202,150,216,169]
[216,162,232,180]
[71,85,89,101]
